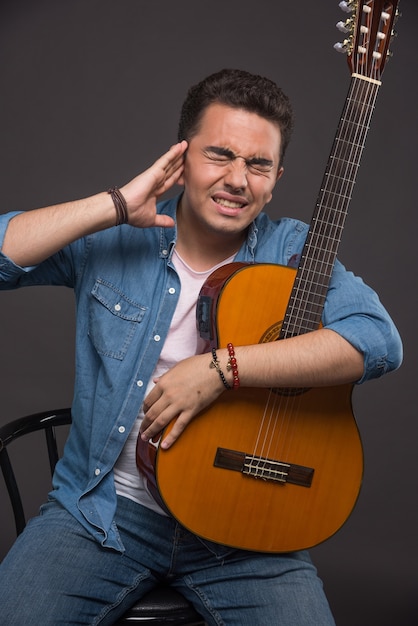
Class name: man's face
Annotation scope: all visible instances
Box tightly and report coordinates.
[179,103,284,240]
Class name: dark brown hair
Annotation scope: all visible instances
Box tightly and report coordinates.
[178,68,294,166]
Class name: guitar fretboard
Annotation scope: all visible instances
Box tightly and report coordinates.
[280,75,380,339]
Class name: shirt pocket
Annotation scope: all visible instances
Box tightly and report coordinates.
[88,278,147,360]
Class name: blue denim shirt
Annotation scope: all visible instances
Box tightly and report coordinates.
[0,194,402,551]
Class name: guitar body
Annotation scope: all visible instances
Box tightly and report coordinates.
[138,264,364,552]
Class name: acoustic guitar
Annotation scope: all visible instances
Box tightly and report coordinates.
[137,0,400,552]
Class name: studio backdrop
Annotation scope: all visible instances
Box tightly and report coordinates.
[0,2,416,625]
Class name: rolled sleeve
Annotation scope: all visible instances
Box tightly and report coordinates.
[323,260,403,383]
[0,210,85,289]
[0,212,40,285]
[0,211,21,249]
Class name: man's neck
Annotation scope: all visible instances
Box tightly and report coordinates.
[175,212,245,272]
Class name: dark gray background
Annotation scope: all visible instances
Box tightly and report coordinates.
[0,1,416,624]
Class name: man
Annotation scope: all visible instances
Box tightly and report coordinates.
[0,69,402,625]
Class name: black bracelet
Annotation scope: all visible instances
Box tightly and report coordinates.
[210,348,232,390]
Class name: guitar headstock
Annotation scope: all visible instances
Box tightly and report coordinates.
[334,0,400,81]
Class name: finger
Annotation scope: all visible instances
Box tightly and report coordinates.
[155,141,188,176]
[140,385,186,440]
[160,414,189,450]
[140,405,172,441]
[158,162,184,195]
[160,153,186,188]
[141,390,171,437]
[143,378,161,413]
[153,214,176,228]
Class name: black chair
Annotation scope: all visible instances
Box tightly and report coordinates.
[0,408,206,626]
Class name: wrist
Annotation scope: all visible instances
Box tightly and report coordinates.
[107,187,129,226]
[209,344,240,391]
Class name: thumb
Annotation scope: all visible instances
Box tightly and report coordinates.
[153,214,176,228]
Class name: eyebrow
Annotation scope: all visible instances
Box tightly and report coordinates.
[205,145,274,168]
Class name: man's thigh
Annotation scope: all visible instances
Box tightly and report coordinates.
[0,500,155,625]
[175,546,336,626]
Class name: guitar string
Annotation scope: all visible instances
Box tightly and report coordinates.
[303,80,375,305]
[298,4,381,322]
[250,80,368,471]
[271,5,381,343]
[291,72,379,334]
[288,3,388,337]
[250,7,387,473]
[254,33,382,473]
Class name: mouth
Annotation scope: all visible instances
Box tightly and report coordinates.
[212,195,247,215]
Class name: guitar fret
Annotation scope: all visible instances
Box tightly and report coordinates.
[309,226,344,240]
[291,286,328,299]
[286,301,326,317]
[321,183,353,197]
[334,135,370,151]
[285,294,324,310]
[327,166,360,180]
[293,282,332,297]
[299,259,339,272]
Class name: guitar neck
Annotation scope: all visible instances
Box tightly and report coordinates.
[280,74,380,339]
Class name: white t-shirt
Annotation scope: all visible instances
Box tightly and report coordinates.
[113,249,234,515]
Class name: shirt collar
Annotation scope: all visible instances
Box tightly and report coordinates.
[157,193,259,263]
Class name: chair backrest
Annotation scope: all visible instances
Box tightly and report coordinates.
[0,407,72,535]
[0,408,206,625]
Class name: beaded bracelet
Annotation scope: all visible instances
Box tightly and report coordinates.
[210,348,232,390]
[210,345,240,391]
[107,186,129,226]
[226,342,240,390]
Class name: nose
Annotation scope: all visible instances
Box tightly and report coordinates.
[224,156,248,190]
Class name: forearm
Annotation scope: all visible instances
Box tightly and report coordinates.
[141,328,364,449]
[216,329,364,389]
[1,142,188,268]
[1,192,116,267]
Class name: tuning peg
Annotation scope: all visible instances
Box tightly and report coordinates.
[336,17,354,33]
[334,41,349,53]
[338,1,355,13]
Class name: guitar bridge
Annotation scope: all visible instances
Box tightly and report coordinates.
[214,447,314,488]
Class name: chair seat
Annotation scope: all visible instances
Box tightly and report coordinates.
[116,585,205,625]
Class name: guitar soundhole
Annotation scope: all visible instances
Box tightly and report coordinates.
[259,321,282,343]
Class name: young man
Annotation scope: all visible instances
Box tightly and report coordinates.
[0,69,402,625]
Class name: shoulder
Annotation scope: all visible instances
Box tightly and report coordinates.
[253,212,309,265]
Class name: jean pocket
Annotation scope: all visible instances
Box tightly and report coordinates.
[88,278,147,360]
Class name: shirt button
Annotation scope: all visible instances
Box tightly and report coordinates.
[162,249,168,256]
[136,380,144,387]
[118,426,126,434]
[94,468,101,476]
[114,303,121,312]
[154,334,161,342]
[168,287,176,294]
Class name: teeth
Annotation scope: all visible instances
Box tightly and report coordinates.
[216,198,243,209]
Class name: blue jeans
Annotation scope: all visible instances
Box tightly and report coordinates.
[0,496,335,625]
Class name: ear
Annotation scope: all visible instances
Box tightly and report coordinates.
[177,147,189,186]
[265,166,284,204]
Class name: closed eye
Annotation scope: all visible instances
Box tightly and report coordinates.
[203,147,274,175]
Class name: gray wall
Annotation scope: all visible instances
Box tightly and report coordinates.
[1,1,416,624]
